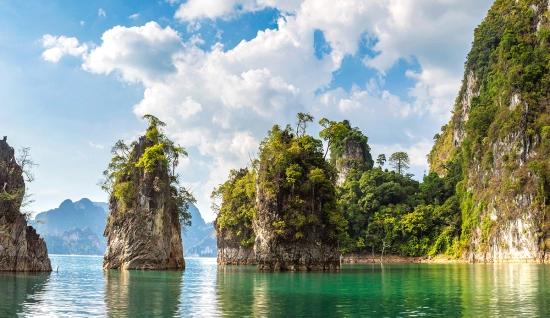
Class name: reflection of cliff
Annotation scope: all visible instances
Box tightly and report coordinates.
[216,266,256,316]
[104,270,182,317]
[460,264,546,317]
[0,272,49,316]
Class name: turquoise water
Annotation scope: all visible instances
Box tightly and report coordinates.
[1,256,550,317]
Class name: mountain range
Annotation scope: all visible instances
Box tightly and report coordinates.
[33,198,216,257]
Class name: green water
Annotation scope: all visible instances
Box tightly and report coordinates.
[1,256,550,317]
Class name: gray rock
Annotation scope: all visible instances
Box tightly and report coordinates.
[103,135,185,270]
[0,137,51,272]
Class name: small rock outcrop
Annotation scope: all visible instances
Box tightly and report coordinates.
[331,120,374,185]
[103,134,185,270]
[0,137,51,271]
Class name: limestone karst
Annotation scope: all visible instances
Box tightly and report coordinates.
[102,116,192,270]
[0,137,51,271]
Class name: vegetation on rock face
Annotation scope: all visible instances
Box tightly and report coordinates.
[429,0,550,256]
[255,119,347,242]
[212,168,257,247]
[100,115,194,227]
[0,145,37,222]
[216,0,550,259]
[213,116,463,258]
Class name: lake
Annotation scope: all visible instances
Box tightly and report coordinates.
[1,255,549,317]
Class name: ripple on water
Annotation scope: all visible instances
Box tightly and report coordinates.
[1,257,550,317]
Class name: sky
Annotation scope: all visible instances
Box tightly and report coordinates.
[0,0,494,222]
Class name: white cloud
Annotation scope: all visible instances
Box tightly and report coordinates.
[98,8,106,18]
[83,22,183,85]
[80,21,85,26]
[129,13,140,19]
[41,35,88,63]
[88,141,104,149]
[174,0,300,22]
[43,0,494,220]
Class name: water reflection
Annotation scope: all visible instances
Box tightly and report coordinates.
[460,264,550,317]
[1,256,550,317]
[0,272,50,316]
[104,269,183,317]
[178,257,220,317]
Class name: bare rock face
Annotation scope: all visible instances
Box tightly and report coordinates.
[216,231,256,265]
[103,136,184,270]
[335,138,368,186]
[253,183,340,271]
[0,137,51,271]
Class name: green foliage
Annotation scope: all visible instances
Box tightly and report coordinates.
[100,114,194,228]
[136,143,167,173]
[376,154,386,167]
[212,168,257,246]
[338,152,463,256]
[389,152,410,175]
[324,119,374,171]
[257,120,347,242]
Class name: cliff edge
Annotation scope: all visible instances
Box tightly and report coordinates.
[103,116,190,270]
[429,0,550,262]
[0,137,51,271]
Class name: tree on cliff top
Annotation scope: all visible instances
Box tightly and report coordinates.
[256,114,347,242]
[321,119,374,172]
[99,114,195,227]
[389,152,410,175]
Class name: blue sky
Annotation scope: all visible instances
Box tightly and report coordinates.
[0,0,494,221]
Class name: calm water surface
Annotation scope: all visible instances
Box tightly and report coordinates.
[1,255,549,317]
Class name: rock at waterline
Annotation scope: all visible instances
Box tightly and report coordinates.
[0,137,51,271]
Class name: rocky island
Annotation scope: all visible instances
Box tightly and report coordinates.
[0,137,51,271]
[102,116,194,270]
[214,114,347,270]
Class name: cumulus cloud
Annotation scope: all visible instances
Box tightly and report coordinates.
[98,8,106,18]
[83,22,183,84]
[42,0,494,220]
[129,13,140,19]
[41,35,88,63]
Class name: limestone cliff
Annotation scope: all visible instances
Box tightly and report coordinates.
[429,0,550,262]
[0,137,51,271]
[330,120,374,185]
[253,180,341,270]
[252,125,344,271]
[103,134,185,270]
[216,232,256,265]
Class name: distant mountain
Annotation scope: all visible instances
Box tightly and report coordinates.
[92,202,109,214]
[185,233,216,257]
[182,204,216,257]
[34,198,108,253]
[44,227,103,255]
[35,198,216,256]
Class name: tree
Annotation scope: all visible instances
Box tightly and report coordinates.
[389,152,410,175]
[318,118,349,159]
[100,114,195,227]
[376,154,386,168]
[17,147,38,221]
[295,112,314,138]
